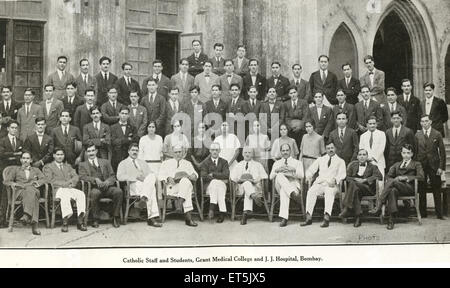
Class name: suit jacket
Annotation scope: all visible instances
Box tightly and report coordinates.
[260,101,285,133]
[17,103,43,141]
[73,104,93,136]
[46,71,75,100]
[200,157,230,183]
[100,101,126,126]
[42,162,79,191]
[385,126,416,169]
[171,72,195,104]
[40,98,64,130]
[3,166,46,188]
[332,102,357,130]
[283,99,309,130]
[328,127,359,165]
[140,93,167,135]
[415,128,446,172]
[62,95,84,122]
[267,75,291,102]
[0,136,23,169]
[23,133,54,167]
[78,158,116,186]
[307,105,333,139]
[346,161,383,185]
[337,77,361,105]
[95,72,118,106]
[211,57,226,76]
[379,102,407,132]
[117,158,153,183]
[0,124,7,138]
[82,122,111,154]
[204,99,228,125]
[290,78,311,103]
[387,160,424,182]
[355,100,383,130]
[421,97,448,137]
[52,125,82,165]
[142,74,172,100]
[215,73,243,102]
[244,99,262,116]
[165,100,184,135]
[233,57,250,77]
[398,94,422,133]
[194,72,219,103]
[75,73,97,98]
[226,97,249,116]
[187,52,209,77]
[242,73,267,101]
[309,70,338,105]
[181,100,205,134]
[128,105,148,137]
[110,122,139,171]
[115,76,141,106]
[0,99,21,120]
[360,69,385,103]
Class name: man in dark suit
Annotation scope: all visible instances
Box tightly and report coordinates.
[187,39,209,77]
[140,78,166,137]
[181,86,205,138]
[244,85,263,116]
[398,79,422,134]
[0,112,8,138]
[115,62,141,106]
[100,86,126,126]
[41,84,65,133]
[128,90,148,137]
[337,63,360,105]
[309,55,338,105]
[384,111,416,170]
[290,64,311,103]
[204,84,228,130]
[75,58,97,98]
[73,88,95,136]
[242,59,266,101]
[165,87,184,135]
[370,144,424,230]
[110,107,139,172]
[141,60,172,100]
[200,143,230,223]
[259,87,285,138]
[82,106,111,160]
[0,85,21,120]
[283,86,309,148]
[95,56,118,106]
[267,62,290,102]
[355,86,383,135]
[340,149,383,227]
[360,55,385,103]
[422,82,448,137]
[332,89,357,130]
[379,87,407,132]
[211,43,226,76]
[233,45,250,77]
[416,114,447,219]
[307,91,333,140]
[79,144,123,228]
[23,117,54,169]
[328,111,359,165]
[226,83,248,135]
[62,82,84,125]
[52,110,83,167]
[17,88,43,141]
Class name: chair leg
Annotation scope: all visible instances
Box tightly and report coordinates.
[8,192,15,233]
[85,199,90,226]
[162,197,167,223]
[263,194,271,222]
[124,197,130,225]
[415,193,422,225]
[269,190,275,223]
[380,204,386,225]
[51,201,56,229]
[193,193,203,221]
[200,192,205,222]
[299,190,306,221]
[231,190,236,222]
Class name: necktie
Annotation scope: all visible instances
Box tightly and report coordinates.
[425,130,429,139]
[292,101,296,110]
[173,101,178,112]
[151,94,155,103]
[390,104,394,113]
[370,132,374,149]
[284,159,288,166]
[155,75,159,83]
[113,102,116,110]
[58,164,63,171]
[365,101,369,110]
[245,162,249,171]
[84,75,88,84]
[214,101,218,109]
[26,105,29,117]
[232,100,236,107]
[64,126,68,137]
[103,73,107,81]
[401,161,407,169]
[394,128,398,140]
[328,156,332,167]
[177,160,180,168]
[6,101,9,112]
[321,71,326,84]
[339,130,344,143]
[11,137,16,150]
[346,78,349,87]
[95,122,99,132]
[132,159,140,171]
[213,159,217,166]
[228,75,232,84]
[295,80,299,86]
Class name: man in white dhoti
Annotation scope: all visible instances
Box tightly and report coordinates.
[117,143,162,227]
[158,145,199,227]
[231,146,268,225]
[301,141,346,228]
[270,143,304,227]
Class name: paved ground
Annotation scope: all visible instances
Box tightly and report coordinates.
[1,214,449,248]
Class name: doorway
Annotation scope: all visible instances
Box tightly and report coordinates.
[0,21,6,86]
[156,31,180,78]
[329,23,358,78]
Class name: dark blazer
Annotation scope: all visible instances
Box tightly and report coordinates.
[309,70,338,105]
[211,57,226,76]
[267,75,291,102]
[260,101,285,133]
[82,122,111,158]
[421,97,448,137]
[204,99,228,123]
[165,100,184,135]
[0,100,21,120]
[398,94,422,134]
[337,77,361,105]
[187,52,209,77]
[242,73,267,101]
[283,99,309,129]
[226,97,248,116]
[332,102,357,130]
[415,128,446,172]
[307,105,333,139]
[328,127,359,165]
[0,136,23,170]
[290,78,311,103]
[346,161,383,185]
[142,74,172,100]
[200,157,230,183]
[23,133,54,167]
[379,102,407,132]
[355,100,383,131]
[110,122,139,171]
[244,99,262,117]
[73,104,93,136]
[387,160,424,182]
[0,124,7,138]
[100,101,126,126]
[385,126,416,169]
[62,95,84,123]
[52,125,82,165]
[115,76,142,106]
[79,158,117,186]
[140,93,167,136]
[128,105,148,137]
[95,72,118,106]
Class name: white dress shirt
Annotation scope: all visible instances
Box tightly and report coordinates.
[425,96,434,115]
[269,157,304,181]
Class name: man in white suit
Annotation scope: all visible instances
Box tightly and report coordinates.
[194,60,219,104]
[359,116,386,178]
[170,58,195,104]
[17,88,43,141]
[360,55,385,103]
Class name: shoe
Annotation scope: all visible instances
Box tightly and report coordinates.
[92,221,99,228]
[353,216,361,228]
[216,213,225,223]
[20,214,31,226]
[338,208,349,219]
[437,215,447,220]
[147,218,163,228]
[208,209,215,222]
[300,213,313,227]
[112,217,120,228]
[279,218,288,227]
[240,213,248,225]
[185,212,198,227]
[77,223,88,231]
[61,218,69,233]
[320,213,330,228]
[31,223,41,236]
[368,208,381,216]
[387,217,395,230]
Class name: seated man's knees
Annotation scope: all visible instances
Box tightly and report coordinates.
[180,177,193,187]
[89,188,101,200]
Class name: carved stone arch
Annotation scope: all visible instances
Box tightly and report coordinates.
[328,22,360,78]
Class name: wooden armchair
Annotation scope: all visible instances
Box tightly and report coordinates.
[123,180,162,224]
[160,178,201,223]
[199,177,233,222]
[270,178,305,222]
[305,178,344,218]
[228,178,270,222]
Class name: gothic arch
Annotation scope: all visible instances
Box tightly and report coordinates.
[328,22,359,78]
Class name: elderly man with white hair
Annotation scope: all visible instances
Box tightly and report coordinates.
[158,145,199,227]
[269,143,304,227]
[200,142,230,223]
[231,146,268,225]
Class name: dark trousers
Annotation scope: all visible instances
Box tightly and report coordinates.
[420,164,443,217]
[343,181,374,215]
[17,186,40,223]
[379,179,414,214]
[89,186,123,219]
[0,185,7,225]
